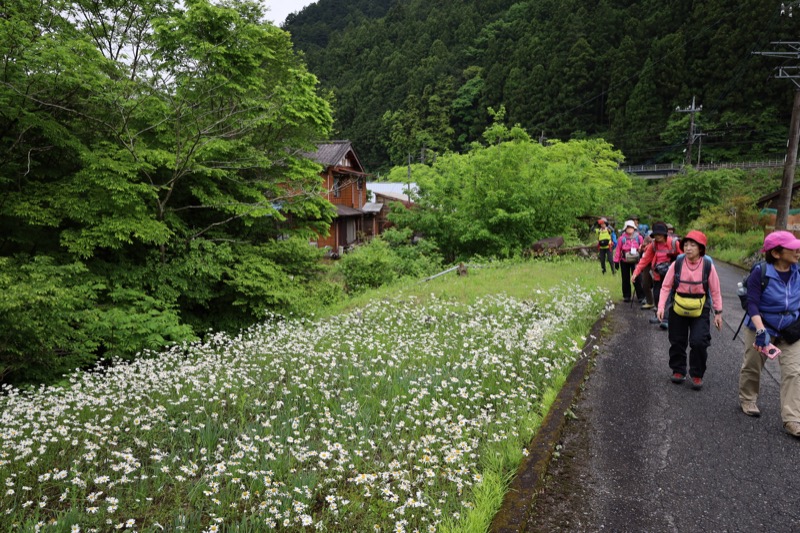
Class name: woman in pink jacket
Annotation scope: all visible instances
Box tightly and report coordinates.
[656,230,723,389]
[632,222,681,329]
[614,220,644,303]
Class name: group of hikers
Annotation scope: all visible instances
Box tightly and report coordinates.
[594,217,800,438]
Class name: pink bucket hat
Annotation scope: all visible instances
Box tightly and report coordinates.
[761,230,800,252]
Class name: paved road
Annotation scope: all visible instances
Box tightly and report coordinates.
[529,260,800,532]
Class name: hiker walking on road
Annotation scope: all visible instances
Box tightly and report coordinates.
[639,231,655,309]
[595,218,616,275]
[632,222,681,328]
[738,231,800,437]
[657,230,723,390]
[614,220,644,303]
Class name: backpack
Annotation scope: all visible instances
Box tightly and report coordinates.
[597,228,612,248]
[737,260,769,310]
[669,256,712,317]
[652,237,680,277]
[619,233,643,262]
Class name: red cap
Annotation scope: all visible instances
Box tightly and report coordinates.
[683,230,707,249]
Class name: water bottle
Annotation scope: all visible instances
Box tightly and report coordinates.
[737,281,747,308]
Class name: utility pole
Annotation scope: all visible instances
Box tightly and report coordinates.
[753,8,800,230]
[676,96,702,168]
[696,132,707,167]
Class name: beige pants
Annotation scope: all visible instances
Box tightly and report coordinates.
[739,328,800,423]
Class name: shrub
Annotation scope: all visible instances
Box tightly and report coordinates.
[693,195,766,234]
[705,228,765,266]
[336,239,399,292]
[380,228,444,277]
[0,256,99,384]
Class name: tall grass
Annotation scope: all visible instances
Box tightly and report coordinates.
[0,257,614,532]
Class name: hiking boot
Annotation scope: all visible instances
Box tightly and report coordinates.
[659,321,669,330]
[641,303,654,310]
[784,421,800,437]
[649,316,661,324]
[691,377,703,390]
[741,401,761,417]
[623,297,631,303]
[671,373,686,384]
[639,298,647,305]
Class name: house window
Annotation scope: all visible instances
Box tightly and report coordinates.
[357,178,363,190]
[333,177,341,198]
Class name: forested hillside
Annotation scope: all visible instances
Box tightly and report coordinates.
[285,0,799,170]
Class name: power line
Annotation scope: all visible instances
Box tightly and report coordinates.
[752,4,800,229]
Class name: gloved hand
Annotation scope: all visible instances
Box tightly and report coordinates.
[755,329,770,348]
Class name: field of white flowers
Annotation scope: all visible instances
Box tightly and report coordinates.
[0,273,611,532]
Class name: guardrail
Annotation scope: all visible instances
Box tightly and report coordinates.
[623,159,792,175]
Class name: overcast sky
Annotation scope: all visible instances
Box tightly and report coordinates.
[263,0,317,26]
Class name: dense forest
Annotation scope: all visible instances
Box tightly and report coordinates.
[285,0,800,171]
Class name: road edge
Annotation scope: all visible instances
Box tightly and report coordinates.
[489,314,609,532]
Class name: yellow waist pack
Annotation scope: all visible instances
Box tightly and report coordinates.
[673,294,706,318]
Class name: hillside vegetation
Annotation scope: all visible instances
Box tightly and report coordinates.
[285,0,797,170]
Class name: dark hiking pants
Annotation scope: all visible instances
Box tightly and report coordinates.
[668,305,712,378]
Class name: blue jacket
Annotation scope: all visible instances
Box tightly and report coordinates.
[746,263,800,336]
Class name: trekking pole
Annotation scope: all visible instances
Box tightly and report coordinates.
[733,313,746,341]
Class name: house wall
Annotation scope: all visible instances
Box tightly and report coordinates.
[323,170,367,209]
[314,165,368,251]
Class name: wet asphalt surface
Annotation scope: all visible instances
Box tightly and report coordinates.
[531,260,800,532]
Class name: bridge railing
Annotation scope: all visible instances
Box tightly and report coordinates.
[623,159,792,175]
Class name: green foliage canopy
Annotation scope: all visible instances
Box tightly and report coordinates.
[390,121,629,261]
[0,0,335,383]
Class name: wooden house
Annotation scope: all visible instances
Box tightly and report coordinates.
[307,141,375,253]
[370,189,415,234]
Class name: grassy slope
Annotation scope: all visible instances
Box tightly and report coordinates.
[0,257,618,532]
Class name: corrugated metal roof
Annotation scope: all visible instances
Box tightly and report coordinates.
[367,182,417,202]
[374,191,412,203]
[362,202,384,213]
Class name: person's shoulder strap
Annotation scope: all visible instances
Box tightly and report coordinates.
[702,256,712,294]
[759,260,769,289]
[751,260,768,287]
[674,255,685,282]
[669,256,685,301]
